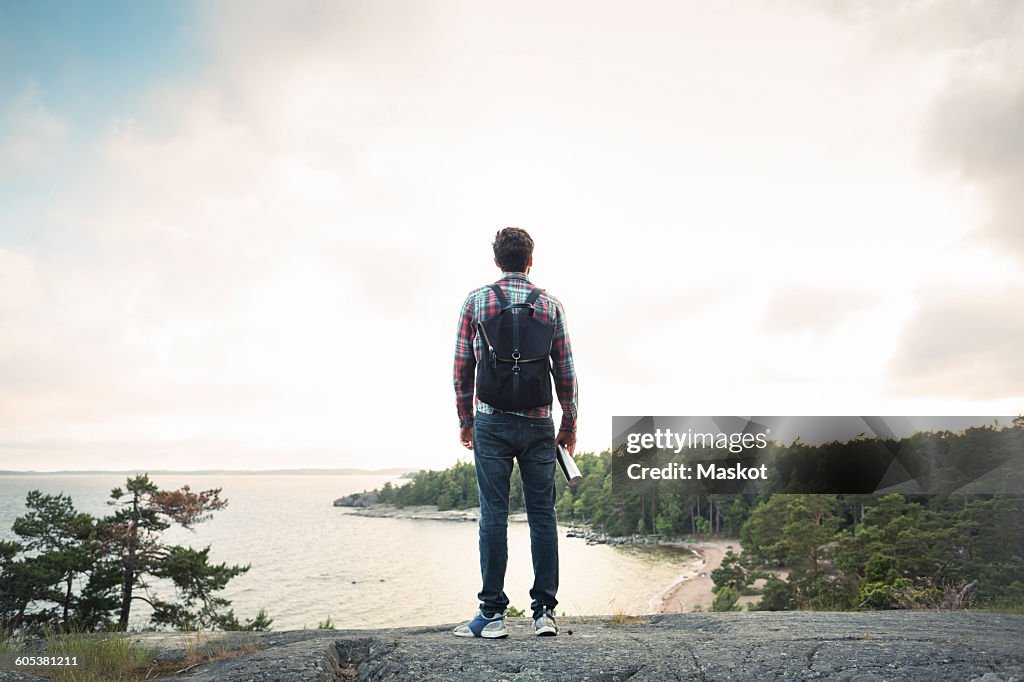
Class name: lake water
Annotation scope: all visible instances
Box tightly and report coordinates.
[0,475,696,631]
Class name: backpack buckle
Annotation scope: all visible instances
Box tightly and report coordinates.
[512,350,521,371]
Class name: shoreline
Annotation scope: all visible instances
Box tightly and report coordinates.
[338,503,739,614]
[337,503,530,523]
[654,539,739,614]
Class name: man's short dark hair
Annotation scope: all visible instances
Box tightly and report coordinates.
[492,227,534,272]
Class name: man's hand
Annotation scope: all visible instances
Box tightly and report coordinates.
[556,429,576,456]
[460,425,473,450]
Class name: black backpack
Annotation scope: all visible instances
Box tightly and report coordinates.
[475,284,555,412]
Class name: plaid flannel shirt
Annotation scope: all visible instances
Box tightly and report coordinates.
[454,271,578,433]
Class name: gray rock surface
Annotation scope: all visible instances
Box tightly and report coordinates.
[0,673,41,682]
[2,612,1022,681]
[333,491,379,507]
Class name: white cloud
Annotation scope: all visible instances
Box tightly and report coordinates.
[925,40,1024,261]
[762,289,879,335]
[803,0,1024,262]
[795,0,1024,405]
[888,287,1024,400]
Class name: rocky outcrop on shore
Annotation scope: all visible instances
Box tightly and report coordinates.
[563,525,690,547]
[337,503,485,522]
[4,612,1018,682]
[336,503,540,523]
[333,492,379,508]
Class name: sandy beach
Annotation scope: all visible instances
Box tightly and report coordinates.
[656,539,740,613]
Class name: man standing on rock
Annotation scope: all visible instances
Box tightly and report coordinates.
[452,227,579,639]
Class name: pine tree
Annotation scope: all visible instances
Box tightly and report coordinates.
[102,474,250,630]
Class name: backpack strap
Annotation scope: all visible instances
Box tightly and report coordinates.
[489,284,543,313]
[488,283,510,309]
[505,287,544,316]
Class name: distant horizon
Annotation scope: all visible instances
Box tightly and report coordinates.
[5,414,1020,476]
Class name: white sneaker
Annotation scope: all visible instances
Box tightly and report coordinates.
[453,610,508,638]
[533,607,558,636]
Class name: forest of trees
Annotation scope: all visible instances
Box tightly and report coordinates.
[1,474,272,634]
[374,421,1024,611]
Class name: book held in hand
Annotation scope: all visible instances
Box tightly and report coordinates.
[557,443,582,485]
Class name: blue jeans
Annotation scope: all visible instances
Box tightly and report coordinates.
[472,410,559,617]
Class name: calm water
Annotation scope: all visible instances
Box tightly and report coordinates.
[0,475,695,630]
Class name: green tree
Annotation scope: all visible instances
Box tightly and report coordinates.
[216,607,274,632]
[2,479,268,633]
[0,539,36,630]
[742,494,840,608]
[0,492,120,632]
[780,496,840,607]
[856,554,914,609]
[710,585,741,612]
[145,546,250,630]
[754,575,796,611]
[102,474,252,630]
[555,488,575,520]
[710,550,752,594]
[10,492,105,629]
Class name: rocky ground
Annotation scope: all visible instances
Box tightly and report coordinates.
[3,611,1022,681]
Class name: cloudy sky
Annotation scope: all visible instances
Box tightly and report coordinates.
[1,0,1021,472]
